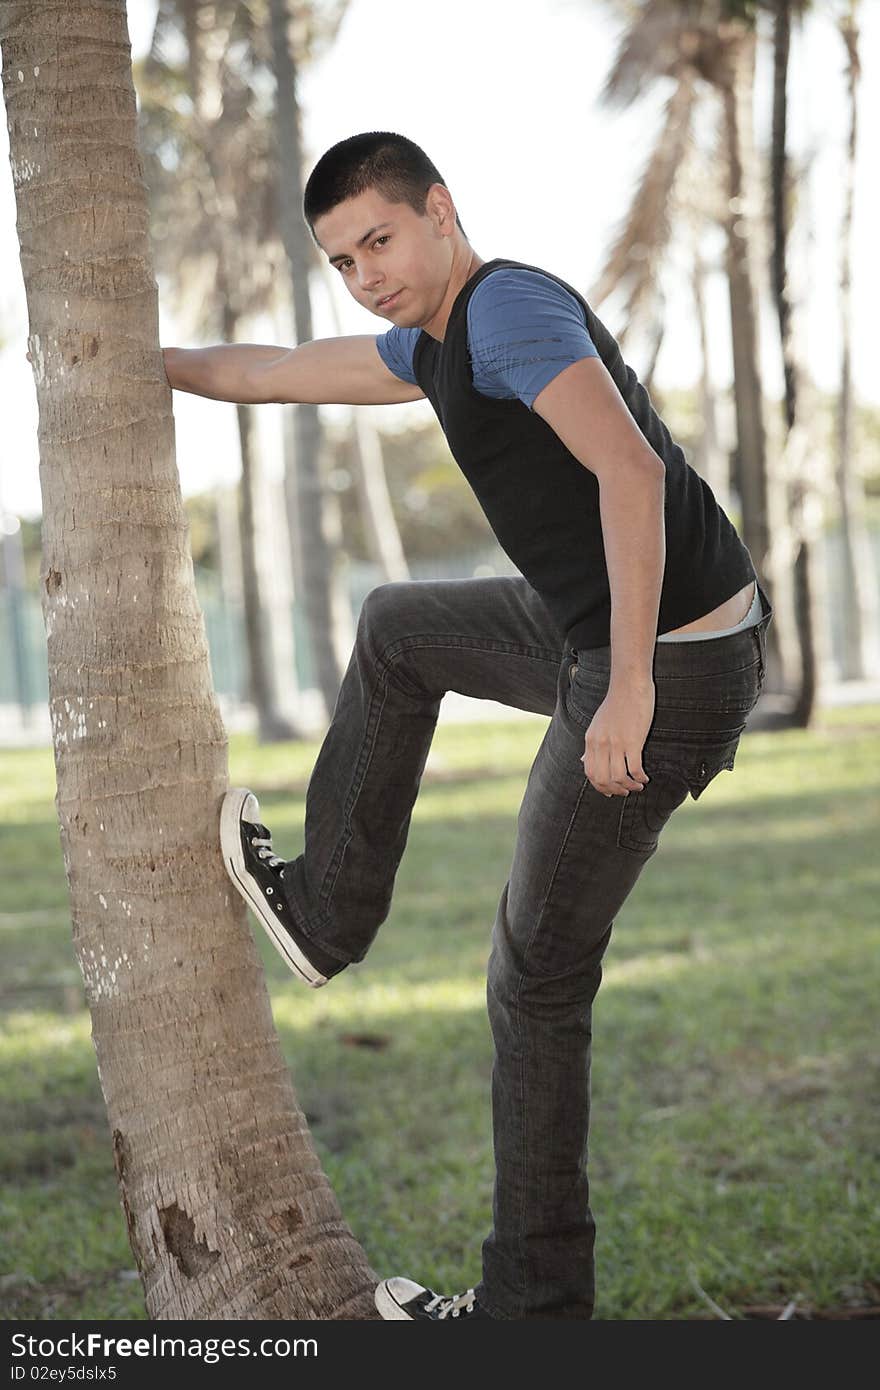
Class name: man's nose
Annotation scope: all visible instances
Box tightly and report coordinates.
[357,262,383,291]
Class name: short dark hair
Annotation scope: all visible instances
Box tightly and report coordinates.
[303,131,465,239]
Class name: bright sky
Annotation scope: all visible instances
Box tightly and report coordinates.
[1,0,877,519]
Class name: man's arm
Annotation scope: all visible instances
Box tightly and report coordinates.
[533,355,666,797]
[162,335,425,406]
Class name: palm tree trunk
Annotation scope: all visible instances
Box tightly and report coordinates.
[690,237,729,511]
[719,23,795,692]
[835,0,878,679]
[268,0,348,719]
[640,293,665,400]
[236,393,302,739]
[222,295,300,742]
[771,0,820,726]
[720,30,768,569]
[1,0,376,1319]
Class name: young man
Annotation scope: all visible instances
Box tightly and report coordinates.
[164,132,772,1321]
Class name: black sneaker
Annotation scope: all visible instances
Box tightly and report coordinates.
[220,787,343,989]
[375,1278,493,1320]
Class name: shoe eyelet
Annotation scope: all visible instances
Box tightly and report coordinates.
[276,903,283,912]
[266,886,273,895]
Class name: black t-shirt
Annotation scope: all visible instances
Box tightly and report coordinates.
[410,257,756,651]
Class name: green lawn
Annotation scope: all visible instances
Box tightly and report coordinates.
[2,705,879,1320]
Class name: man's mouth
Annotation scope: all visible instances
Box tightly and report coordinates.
[376,290,402,310]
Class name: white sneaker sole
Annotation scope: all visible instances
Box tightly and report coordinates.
[374,1279,418,1320]
[220,787,328,989]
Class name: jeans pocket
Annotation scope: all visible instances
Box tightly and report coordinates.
[566,660,609,727]
[616,768,691,855]
[685,737,742,799]
[616,727,744,854]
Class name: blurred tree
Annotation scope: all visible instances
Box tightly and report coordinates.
[767,0,823,725]
[138,0,357,728]
[590,1,776,642]
[334,417,506,563]
[750,0,875,710]
[686,193,730,511]
[266,0,352,712]
[833,0,878,678]
[320,262,410,582]
[0,0,377,1318]
[137,0,299,740]
[586,0,855,705]
[585,83,734,510]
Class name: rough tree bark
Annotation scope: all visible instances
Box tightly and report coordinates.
[0,0,376,1320]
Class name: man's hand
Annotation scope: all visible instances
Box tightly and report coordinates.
[581,681,654,797]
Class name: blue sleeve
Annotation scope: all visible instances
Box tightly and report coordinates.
[466,269,600,410]
[375,326,421,385]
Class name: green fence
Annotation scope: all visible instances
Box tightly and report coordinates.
[2,536,878,730]
[0,553,518,717]
[0,568,312,710]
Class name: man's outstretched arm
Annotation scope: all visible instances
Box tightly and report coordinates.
[162,335,425,407]
[533,355,666,799]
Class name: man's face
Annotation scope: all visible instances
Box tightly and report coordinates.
[313,186,454,330]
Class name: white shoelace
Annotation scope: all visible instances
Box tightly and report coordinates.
[250,835,284,870]
[424,1288,477,1319]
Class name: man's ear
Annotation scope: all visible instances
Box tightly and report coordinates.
[425,182,457,236]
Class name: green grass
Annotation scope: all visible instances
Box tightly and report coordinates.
[2,705,879,1320]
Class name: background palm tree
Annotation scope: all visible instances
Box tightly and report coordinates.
[138,0,300,741]
[588,0,813,697]
[267,0,351,714]
[583,0,878,711]
[319,261,411,582]
[141,0,396,725]
[833,0,878,679]
[768,0,823,726]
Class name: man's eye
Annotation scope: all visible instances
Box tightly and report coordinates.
[338,260,353,273]
[373,236,390,249]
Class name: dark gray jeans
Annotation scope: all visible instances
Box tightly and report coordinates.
[280,575,773,1319]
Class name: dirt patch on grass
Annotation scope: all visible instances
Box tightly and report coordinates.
[0,1268,141,1320]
